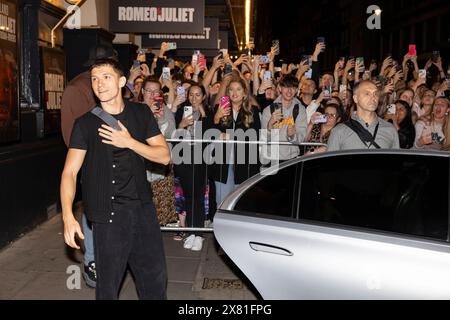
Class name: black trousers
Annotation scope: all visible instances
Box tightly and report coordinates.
[93,202,167,300]
[174,163,207,228]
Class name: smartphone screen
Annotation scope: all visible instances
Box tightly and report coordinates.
[408,44,416,56]
[323,86,332,98]
[260,55,271,64]
[387,104,396,114]
[167,42,177,50]
[432,51,440,63]
[305,69,313,79]
[419,69,427,79]
[272,40,280,54]
[192,51,199,64]
[132,60,140,69]
[153,96,164,111]
[316,114,328,123]
[317,37,325,52]
[168,59,175,69]
[223,64,233,74]
[176,86,185,97]
[162,67,170,80]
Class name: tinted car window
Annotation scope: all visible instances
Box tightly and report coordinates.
[234,163,301,219]
[299,154,449,241]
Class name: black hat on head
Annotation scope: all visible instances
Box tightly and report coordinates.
[83,44,118,67]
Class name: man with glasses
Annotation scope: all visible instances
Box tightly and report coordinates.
[141,77,176,138]
[327,80,399,151]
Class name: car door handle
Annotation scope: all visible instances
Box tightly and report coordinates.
[249,242,293,256]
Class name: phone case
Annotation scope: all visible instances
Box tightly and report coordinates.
[183,106,193,118]
[219,96,230,110]
[387,104,396,114]
[315,114,327,124]
[260,56,271,64]
[153,96,164,111]
[419,70,426,78]
[224,64,233,74]
[176,86,185,97]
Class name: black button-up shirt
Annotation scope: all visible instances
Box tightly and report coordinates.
[69,100,161,223]
[111,111,139,205]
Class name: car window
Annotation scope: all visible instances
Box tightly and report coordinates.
[234,163,301,219]
[299,154,449,241]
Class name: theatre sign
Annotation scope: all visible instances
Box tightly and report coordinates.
[109,0,205,34]
[142,18,219,49]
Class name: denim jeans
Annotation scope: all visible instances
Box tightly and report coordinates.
[82,214,94,266]
[215,164,239,207]
[93,202,167,300]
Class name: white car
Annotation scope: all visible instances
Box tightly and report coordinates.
[214,150,450,299]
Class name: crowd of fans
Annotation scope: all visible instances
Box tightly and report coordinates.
[120,40,450,248]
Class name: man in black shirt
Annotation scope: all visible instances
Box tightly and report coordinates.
[60,58,171,299]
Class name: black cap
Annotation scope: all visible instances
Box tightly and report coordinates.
[83,44,118,67]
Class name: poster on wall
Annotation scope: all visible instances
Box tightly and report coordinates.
[41,47,65,135]
[0,0,18,144]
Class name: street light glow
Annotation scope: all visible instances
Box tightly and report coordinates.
[245,0,251,45]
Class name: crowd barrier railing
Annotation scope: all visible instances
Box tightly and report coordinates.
[154,138,327,232]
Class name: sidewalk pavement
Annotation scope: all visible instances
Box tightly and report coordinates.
[0,209,259,300]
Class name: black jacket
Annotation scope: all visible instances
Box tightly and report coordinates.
[208,105,261,184]
[398,123,416,149]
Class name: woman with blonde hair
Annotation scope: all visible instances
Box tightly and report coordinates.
[209,75,261,206]
[414,97,449,150]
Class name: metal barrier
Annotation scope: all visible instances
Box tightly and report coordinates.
[154,138,326,232]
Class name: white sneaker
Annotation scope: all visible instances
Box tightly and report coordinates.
[183,235,196,249]
[165,220,180,227]
[191,236,204,251]
[204,219,214,228]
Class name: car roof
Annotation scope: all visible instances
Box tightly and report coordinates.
[220,149,450,211]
